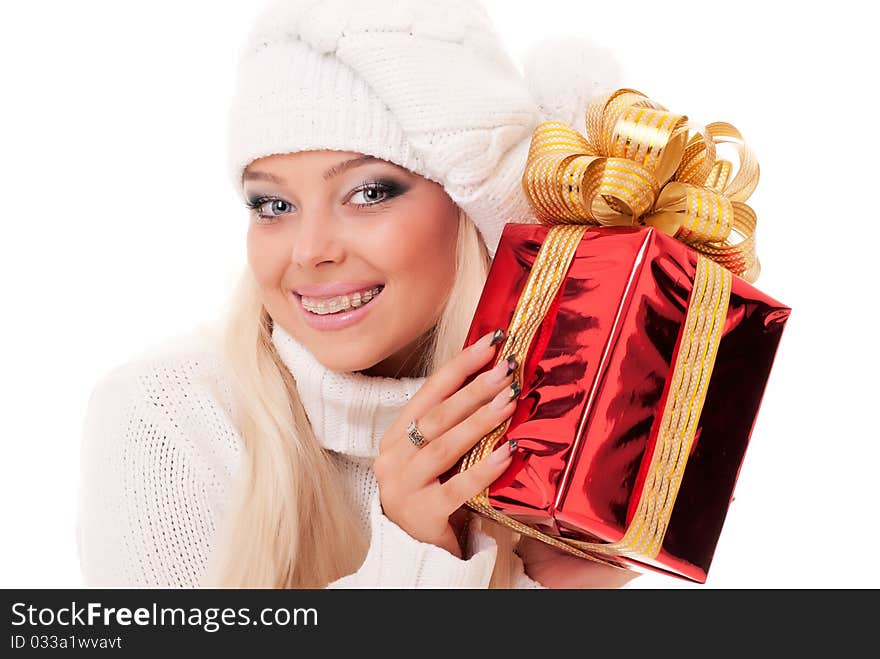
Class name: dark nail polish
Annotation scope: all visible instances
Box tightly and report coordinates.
[508,439,518,453]
[509,380,521,399]
[505,355,518,376]
[490,329,505,347]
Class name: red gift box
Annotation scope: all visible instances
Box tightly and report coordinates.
[447,89,791,583]
[453,223,790,583]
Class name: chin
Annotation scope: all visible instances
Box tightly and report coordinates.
[305,340,383,374]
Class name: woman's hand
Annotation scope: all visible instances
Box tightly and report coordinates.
[516,536,640,589]
[373,328,519,558]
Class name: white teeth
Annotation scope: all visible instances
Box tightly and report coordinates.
[301,286,383,315]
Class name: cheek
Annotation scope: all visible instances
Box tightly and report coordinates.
[378,210,458,304]
[247,230,287,289]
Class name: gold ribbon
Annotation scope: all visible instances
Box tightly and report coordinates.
[458,89,749,568]
[524,88,760,283]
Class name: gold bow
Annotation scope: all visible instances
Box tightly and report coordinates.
[523,88,761,282]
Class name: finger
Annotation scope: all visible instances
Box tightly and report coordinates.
[405,353,517,454]
[384,328,505,451]
[437,440,516,516]
[410,327,506,416]
[412,378,519,480]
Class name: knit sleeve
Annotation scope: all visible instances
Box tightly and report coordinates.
[511,561,547,588]
[469,515,546,589]
[326,493,499,588]
[76,362,224,588]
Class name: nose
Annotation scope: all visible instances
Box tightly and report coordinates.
[289,207,346,269]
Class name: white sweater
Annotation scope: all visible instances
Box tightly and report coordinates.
[76,321,544,588]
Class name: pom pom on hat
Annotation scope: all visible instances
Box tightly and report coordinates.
[522,37,624,128]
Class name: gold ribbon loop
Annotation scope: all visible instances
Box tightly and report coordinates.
[689,201,761,282]
[523,89,762,283]
[585,157,658,222]
[675,124,716,185]
[705,122,759,202]
[612,106,688,187]
[654,181,735,243]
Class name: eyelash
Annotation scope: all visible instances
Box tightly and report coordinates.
[245,179,405,223]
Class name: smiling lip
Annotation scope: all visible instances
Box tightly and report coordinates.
[293,281,384,299]
[292,286,384,331]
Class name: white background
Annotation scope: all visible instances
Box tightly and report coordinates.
[1,0,876,588]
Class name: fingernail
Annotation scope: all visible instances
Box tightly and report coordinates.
[508,439,518,453]
[489,355,516,384]
[489,328,506,347]
[509,381,521,400]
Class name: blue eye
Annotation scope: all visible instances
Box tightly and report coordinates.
[245,197,292,223]
[350,181,400,207]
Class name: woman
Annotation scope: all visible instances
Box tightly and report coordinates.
[76,0,638,589]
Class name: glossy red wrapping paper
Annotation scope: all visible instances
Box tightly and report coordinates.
[458,223,791,583]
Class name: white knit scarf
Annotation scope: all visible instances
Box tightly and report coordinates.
[271,322,427,458]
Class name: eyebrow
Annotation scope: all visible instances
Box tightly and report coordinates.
[242,155,390,185]
[321,155,381,181]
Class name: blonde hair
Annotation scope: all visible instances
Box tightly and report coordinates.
[205,208,519,588]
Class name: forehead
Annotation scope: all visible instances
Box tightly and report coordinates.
[243,151,414,185]
[248,150,363,168]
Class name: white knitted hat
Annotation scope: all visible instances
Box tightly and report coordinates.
[226,0,620,256]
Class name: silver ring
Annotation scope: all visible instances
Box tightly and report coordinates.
[406,419,426,448]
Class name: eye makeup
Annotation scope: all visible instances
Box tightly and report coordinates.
[244,177,410,222]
